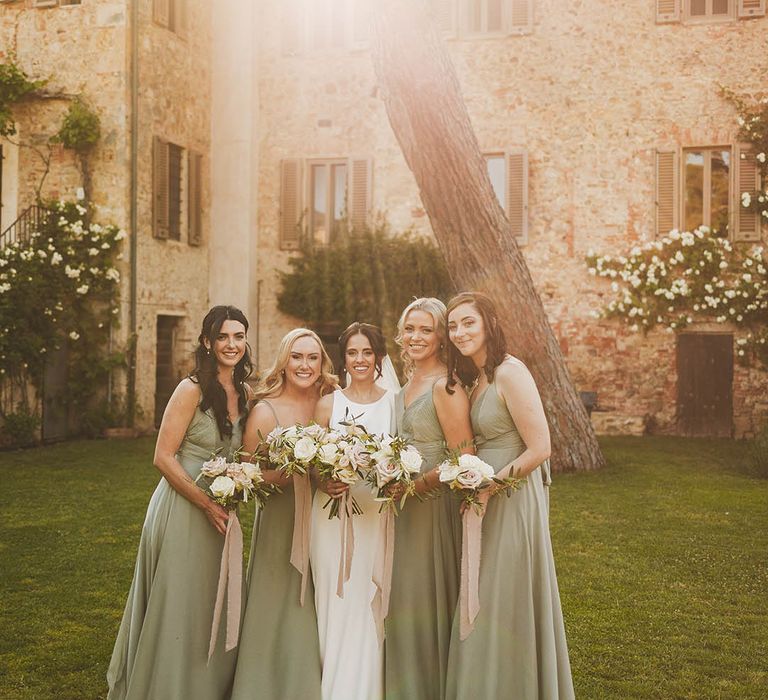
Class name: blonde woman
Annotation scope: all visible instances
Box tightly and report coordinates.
[231,329,338,700]
[385,298,474,700]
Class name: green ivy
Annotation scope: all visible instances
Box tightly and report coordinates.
[278,219,455,356]
[54,97,100,152]
[0,200,126,443]
[0,59,46,137]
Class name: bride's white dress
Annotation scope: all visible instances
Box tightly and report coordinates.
[310,389,394,700]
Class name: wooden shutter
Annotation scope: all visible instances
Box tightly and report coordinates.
[153,0,170,28]
[738,0,766,17]
[510,0,533,34]
[188,152,202,246]
[733,144,761,242]
[153,136,170,240]
[431,0,457,37]
[348,157,373,232]
[655,148,679,237]
[656,0,681,22]
[282,0,304,56]
[280,159,303,249]
[506,149,529,243]
[351,0,371,50]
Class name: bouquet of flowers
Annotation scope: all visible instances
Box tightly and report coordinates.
[438,452,525,513]
[366,434,424,513]
[262,423,326,477]
[313,421,372,518]
[196,447,272,510]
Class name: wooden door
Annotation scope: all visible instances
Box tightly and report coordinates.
[676,333,733,437]
[155,316,180,428]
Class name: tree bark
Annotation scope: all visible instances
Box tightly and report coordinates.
[371,1,604,472]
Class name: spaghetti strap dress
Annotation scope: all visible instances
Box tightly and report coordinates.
[384,382,459,700]
[107,405,242,700]
[230,400,323,700]
[445,377,574,700]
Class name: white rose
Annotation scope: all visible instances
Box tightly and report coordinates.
[210,475,236,499]
[399,446,423,474]
[319,443,340,465]
[200,455,228,477]
[241,462,263,484]
[456,469,487,490]
[438,461,462,483]
[373,458,402,487]
[303,423,326,440]
[294,436,318,462]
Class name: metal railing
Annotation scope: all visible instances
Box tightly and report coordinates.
[0,205,52,249]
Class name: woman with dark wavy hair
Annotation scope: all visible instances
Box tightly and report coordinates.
[107,305,252,700]
[445,292,574,700]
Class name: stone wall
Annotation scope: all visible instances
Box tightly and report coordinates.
[1,0,212,430]
[248,0,768,437]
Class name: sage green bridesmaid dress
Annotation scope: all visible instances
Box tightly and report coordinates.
[230,401,322,700]
[107,405,242,700]
[385,382,459,700]
[445,378,574,700]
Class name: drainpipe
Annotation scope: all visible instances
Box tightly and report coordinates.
[127,0,139,426]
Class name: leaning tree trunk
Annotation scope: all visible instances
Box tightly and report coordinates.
[371,1,604,472]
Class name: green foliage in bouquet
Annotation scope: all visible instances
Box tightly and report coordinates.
[278,217,455,366]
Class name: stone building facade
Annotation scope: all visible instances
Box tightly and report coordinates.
[245,0,768,438]
[1,0,212,430]
[2,0,767,438]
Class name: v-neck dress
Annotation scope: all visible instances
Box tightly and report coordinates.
[445,378,574,699]
[107,405,242,700]
[384,383,460,700]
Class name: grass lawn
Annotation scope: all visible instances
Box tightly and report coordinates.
[0,436,766,699]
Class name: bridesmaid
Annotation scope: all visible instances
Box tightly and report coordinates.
[310,322,395,700]
[107,305,251,700]
[444,291,574,699]
[230,328,338,700]
[385,298,474,700]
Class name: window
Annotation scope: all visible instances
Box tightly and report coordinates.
[153,0,187,36]
[435,0,533,38]
[283,0,371,55]
[152,137,186,241]
[686,0,732,18]
[683,147,731,237]
[656,0,764,23]
[309,160,348,245]
[467,0,505,34]
[655,143,760,241]
[168,144,183,241]
[483,150,529,243]
[188,153,203,246]
[279,157,372,249]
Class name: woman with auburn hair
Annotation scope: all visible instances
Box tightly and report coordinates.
[385,298,474,700]
[107,305,252,700]
[445,291,574,700]
[231,328,338,700]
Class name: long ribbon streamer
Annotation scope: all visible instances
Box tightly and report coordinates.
[289,472,312,605]
[335,492,356,598]
[459,506,485,641]
[371,508,395,646]
[207,512,243,662]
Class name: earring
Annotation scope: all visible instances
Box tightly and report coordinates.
[206,348,211,355]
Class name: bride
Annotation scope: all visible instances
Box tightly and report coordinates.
[309,322,398,700]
